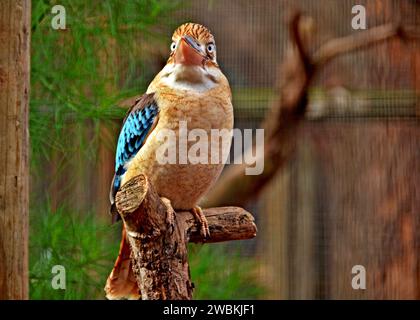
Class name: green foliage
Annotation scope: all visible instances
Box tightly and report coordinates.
[29,205,120,299]
[29,0,182,298]
[190,244,263,299]
[30,0,182,166]
[29,1,184,298]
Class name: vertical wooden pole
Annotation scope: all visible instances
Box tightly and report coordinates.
[0,0,31,299]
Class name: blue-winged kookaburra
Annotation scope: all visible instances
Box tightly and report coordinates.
[105,23,234,299]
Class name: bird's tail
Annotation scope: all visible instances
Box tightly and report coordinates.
[105,225,140,300]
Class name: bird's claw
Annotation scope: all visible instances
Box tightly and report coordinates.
[191,206,210,239]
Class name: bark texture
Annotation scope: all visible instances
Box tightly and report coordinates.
[115,174,256,300]
[0,0,31,300]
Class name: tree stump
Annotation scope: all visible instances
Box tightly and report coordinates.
[113,174,257,300]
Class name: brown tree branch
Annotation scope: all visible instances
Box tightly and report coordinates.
[203,14,418,208]
[184,207,257,243]
[114,174,256,300]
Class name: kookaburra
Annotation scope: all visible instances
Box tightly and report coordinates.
[105,23,233,299]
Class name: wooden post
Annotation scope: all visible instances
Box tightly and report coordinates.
[114,174,257,300]
[0,0,31,299]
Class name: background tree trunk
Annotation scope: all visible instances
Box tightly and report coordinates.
[0,0,31,300]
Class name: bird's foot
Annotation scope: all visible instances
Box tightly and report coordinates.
[190,206,210,239]
[161,197,176,234]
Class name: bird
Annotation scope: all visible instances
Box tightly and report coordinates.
[105,22,234,300]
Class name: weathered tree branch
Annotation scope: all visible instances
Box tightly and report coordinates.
[203,14,419,208]
[114,174,256,300]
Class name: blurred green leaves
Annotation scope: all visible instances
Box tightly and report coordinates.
[190,244,263,300]
[30,0,182,166]
[30,205,120,299]
[30,0,183,299]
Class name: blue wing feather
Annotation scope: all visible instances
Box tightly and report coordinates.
[110,94,159,208]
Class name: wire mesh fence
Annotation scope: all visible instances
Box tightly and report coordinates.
[179,0,419,299]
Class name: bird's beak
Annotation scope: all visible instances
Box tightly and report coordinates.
[174,35,207,66]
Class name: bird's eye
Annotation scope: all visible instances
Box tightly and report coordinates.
[206,43,215,53]
[170,42,177,52]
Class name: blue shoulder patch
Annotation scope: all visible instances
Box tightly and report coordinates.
[111,96,159,200]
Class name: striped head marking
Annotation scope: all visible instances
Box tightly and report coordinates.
[168,23,218,66]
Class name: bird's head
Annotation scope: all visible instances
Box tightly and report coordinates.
[159,23,223,89]
[169,23,217,68]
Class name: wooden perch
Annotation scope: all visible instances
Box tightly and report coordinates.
[203,14,420,208]
[114,174,256,300]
